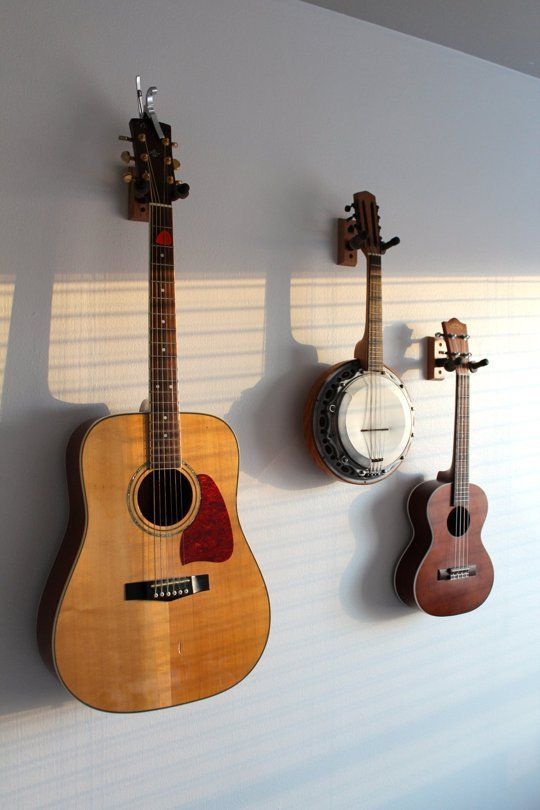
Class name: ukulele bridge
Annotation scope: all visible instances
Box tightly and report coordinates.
[125,574,209,601]
[437,565,477,581]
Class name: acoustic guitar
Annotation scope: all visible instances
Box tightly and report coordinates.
[37,81,270,712]
[394,318,493,615]
[304,191,414,484]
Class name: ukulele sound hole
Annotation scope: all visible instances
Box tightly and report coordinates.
[137,469,193,527]
[447,506,471,537]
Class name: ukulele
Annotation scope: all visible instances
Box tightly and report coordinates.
[304,191,414,484]
[394,318,493,616]
[37,80,270,712]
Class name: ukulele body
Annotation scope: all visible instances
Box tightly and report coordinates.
[394,479,494,616]
[37,412,270,712]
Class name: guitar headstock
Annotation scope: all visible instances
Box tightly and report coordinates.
[344,191,400,258]
[123,78,189,207]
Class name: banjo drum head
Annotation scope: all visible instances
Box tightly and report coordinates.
[313,361,413,483]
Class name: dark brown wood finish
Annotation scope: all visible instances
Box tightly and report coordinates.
[394,318,494,615]
[148,203,180,468]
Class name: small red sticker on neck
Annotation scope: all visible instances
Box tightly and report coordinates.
[155,230,173,246]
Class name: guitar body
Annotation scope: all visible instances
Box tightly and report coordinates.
[395,480,494,616]
[38,412,270,712]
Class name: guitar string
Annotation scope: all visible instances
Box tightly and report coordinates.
[147,153,166,595]
[159,158,173,596]
[147,156,159,595]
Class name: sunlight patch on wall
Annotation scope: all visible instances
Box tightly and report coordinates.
[0,278,15,414]
[48,275,265,414]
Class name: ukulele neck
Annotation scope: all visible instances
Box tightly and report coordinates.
[365,254,383,372]
[149,203,180,468]
[452,372,470,506]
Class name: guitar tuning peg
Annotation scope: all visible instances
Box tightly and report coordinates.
[344,204,354,212]
[380,236,400,252]
[121,151,134,164]
[122,169,133,183]
[118,135,132,142]
[173,158,181,170]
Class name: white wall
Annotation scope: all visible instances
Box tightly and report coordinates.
[1,1,540,807]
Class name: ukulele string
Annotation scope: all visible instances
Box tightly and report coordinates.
[464,372,470,571]
[459,371,466,569]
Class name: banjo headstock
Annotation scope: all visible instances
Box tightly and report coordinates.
[345,191,400,257]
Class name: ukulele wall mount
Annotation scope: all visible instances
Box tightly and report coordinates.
[426,332,488,379]
[118,76,189,223]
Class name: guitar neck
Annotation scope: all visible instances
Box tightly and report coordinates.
[452,372,470,505]
[365,254,383,371]
[149,202,180,468]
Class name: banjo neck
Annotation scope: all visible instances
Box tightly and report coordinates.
[365,254,383,372]
[349,191,399,372]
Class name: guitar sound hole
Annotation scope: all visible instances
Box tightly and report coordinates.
[447,506,470,537]
[137,469,193,527]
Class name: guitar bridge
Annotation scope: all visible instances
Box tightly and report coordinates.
[437,565,477,581]
[125,574,209,601]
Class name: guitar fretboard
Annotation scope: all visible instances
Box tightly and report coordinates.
[149,203,180,468]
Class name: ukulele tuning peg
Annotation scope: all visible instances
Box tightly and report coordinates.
[469,358,489,373]
[380,236,400,252]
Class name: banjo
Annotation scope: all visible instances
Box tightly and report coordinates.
[304,191,414,484]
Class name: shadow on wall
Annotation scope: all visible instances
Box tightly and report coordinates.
[341,469,424,622]
[0,81,127,716]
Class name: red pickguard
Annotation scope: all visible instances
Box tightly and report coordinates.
[155,229,173,246]
[181,474,233,564]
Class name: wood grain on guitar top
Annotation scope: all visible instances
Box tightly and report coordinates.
[395,481,493,616]
[37,412,270,713]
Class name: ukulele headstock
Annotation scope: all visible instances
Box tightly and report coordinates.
[122,77,189,208]
[438,318,488,375]
[343,191,400,259]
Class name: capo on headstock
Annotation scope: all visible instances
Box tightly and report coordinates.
[120,76,189,222]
